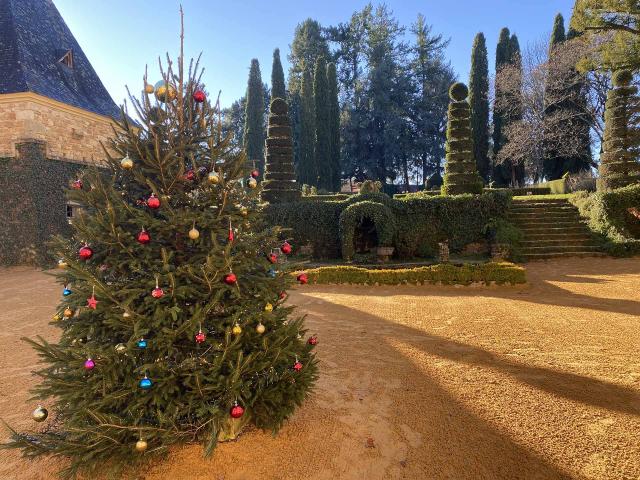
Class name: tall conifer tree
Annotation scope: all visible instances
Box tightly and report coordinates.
[271,48,286,101]
[298,67,317,186]
[492,28,511,185]
[327,62,341,192]
[508,34,525,185]
[313,56,331,190]
[244,59,265,172]
[469,33,490,182]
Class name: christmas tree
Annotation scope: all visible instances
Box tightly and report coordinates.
[5,27,317,478]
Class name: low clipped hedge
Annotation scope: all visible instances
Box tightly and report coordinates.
[571,184,640,257]
[301,262,526,286]
[265,191,511,259]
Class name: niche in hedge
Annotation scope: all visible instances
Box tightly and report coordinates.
[339,201,396,260]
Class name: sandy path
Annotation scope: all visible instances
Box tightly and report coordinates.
[0,257,639,479]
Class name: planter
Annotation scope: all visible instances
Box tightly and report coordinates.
[376,246,395,263]
[491,242,510,260]
[438,241,450,263]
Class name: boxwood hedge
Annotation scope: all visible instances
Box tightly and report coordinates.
[300,262,526,286]
[265,191,511,259]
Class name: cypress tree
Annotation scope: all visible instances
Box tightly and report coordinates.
[442,83,484,195]
[271,48,286,102]
[313,56,331,191]
[492,27,511,186]
[244,59,265,172]
[543,14,567,180]
[298,66,317,186]
[508,34,525,186]
[597,70,640,191]
[469,33,490,183]
[327,62,341,192]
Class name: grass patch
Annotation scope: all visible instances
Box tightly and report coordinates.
[513,194,573,201]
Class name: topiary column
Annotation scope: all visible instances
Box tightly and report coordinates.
[261,98,302,203]
[442,82,484,195]
[598,70,640,191]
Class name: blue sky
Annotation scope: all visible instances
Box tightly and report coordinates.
[54,0,575,108]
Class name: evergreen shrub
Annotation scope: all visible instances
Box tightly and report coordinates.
[265,191,511,259]
[301,262,526,286]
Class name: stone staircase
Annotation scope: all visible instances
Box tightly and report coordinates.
[509,199,605,261]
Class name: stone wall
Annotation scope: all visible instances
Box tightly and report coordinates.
[0,92,117,163]
[0,141,82,265]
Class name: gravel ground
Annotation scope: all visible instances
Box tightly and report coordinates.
[0,257,639,480]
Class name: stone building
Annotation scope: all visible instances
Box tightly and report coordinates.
[0,0,120,264]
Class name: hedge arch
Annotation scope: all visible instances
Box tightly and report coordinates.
[339,201,397,260]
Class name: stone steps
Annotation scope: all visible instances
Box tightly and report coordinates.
[510,198,604,261]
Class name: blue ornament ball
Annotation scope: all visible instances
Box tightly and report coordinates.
[268,269,277,278]
[139,377,153,389]
[63,288,72,296]
[137,339,147,349]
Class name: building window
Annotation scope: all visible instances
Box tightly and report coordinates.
[59,49,74,68]
[66,202,81,224]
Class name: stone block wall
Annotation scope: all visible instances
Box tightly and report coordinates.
[0,93,116,163]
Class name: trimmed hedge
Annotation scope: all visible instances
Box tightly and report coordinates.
[571,184,640,257]
[339,201,396,259]
[301,262,526,286]
[265,191,511,259]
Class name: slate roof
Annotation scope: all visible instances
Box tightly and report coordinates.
[0,0,121,119]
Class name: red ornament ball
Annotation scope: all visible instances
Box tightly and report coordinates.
[280,241,292,255]
[251,169,260,179]
[137,230,151,244]
[72,179,83,190]
[308,336,318,346]
[195,331,206,344]
[268,253,278,264]
[84,358,95,370]
[193,90,206,103]
[297,273,308,285]
[147,194,161,209]
[279,291,287,300]
[293,361,303,372]
[184,170,195,181]
[78,245,93,260]
[223,273,237,285]
[230,404,245,419]
[152,287,164,299]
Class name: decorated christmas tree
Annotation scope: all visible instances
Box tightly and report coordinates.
[5,30,317,478]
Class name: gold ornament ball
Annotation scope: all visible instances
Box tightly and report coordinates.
[264,303,273,312]
[256,323,266,334]
[32,405,48,422]
[57,259,67,269]
[232,324,242,335]
[144,83,155,94]
[208,172,220,184]
[52,313,61,321]
[135,439,148,452]
[120,156,134,169]
[63,308,73,318]
[189,228,200,240]
[115,343,127,354]
[248,178,258,189]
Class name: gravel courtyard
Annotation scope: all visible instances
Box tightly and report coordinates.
[0,257,639,479]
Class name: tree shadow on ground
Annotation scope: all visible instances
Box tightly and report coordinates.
[317,257,640,318]
[296,293,587,480]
